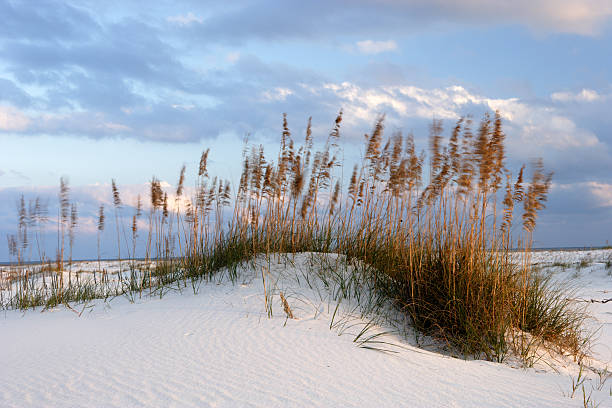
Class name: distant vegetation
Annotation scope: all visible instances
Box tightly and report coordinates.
[1,111,588,362]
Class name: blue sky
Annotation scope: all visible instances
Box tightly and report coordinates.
[2,0,612,260]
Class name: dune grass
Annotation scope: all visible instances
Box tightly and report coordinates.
[1,111,589,362]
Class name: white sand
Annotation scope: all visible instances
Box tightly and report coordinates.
[1,252,611,407]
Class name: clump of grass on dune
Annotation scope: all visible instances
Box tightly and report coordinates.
[168,111,586,361]
[2,110,589,363]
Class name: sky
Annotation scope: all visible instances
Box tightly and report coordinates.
[2,0,612,260]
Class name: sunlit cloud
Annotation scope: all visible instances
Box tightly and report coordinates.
[355,40,398,54]
[551,89,603,103]
[167,12,203,26]
[587,181,612,207]
[359,0,612,35]
[0,105,30,131]
[261,87,294,102]
[552,181,612,209]
[318,82,600,151]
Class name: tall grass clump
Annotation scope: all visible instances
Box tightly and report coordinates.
[176,111,585,360]
[2,110,587,362]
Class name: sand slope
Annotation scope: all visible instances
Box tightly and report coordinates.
[2,252,611,407]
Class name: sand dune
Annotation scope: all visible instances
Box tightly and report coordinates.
[2,252,611,407]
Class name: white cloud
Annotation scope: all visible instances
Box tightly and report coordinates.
[551,89,603,103]
[0,105,30,131]
[171,104,196,111]
[30,112,134,136]
[554,181,612,208]
[261,87,294,102]
[323,82,471,121]
[319,82,600,150]
[167,12,203,26]
[484,98,600,149]
[586,181,612,207]
[99,122,131,132]
[355,40,398,54]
